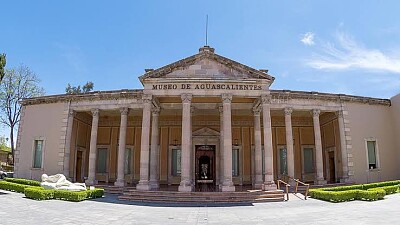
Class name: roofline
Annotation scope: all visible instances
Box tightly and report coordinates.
[21,88,391,106]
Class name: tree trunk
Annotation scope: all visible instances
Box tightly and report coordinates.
[10,125,14,165]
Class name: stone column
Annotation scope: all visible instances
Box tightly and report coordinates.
[149,107,160,189]
[86,109,99,186]
[262,95,276,190]
[313,109,327,184]
[63,110,75,179]
[219,106,224,189]
[284,107,295,180]
[253,107,263,189]
[137,94,152,191]
[222,94,235,192]
[178,94,194,192]
[115,107,129,187]
[337,110,349,183]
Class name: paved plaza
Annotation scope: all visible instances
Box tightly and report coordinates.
[0,190,399,225]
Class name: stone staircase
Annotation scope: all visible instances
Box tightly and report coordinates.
[94,184,135,194]
[118,189,285,204]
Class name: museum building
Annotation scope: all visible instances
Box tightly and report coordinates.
[14,46,400,192]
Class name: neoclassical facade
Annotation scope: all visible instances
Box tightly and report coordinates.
[15,46,400,192]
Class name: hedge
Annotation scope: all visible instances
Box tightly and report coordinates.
[0,180,30,193]
[25,187,54,200]
[309,180,400,202]
[0,179,104,202]
[5,178,41,187]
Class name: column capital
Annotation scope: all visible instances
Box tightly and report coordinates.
[261,95,272,105]
[222,93,232,103]
[284,107,293,116]
[336,110,344,118]
[253,107,261,116]
[68,109,76,117]
[120,107,129,115]
[151,107,160,115]
[91,108,99,117]
[312,109,321,117]
[181,93,192,103]
[142,94,153,104]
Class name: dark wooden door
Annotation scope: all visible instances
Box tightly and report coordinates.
[195,145,215,191]
[328,151,336,183]
[76,151,83,182]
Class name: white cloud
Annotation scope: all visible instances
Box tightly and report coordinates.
[301,32,315,46]
[307,32,400,73]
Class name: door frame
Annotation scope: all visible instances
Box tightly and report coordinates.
[195,145,216,185]
[324,147,337,183]
[74,146,86,182]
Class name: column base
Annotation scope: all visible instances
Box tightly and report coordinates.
[114,179,125,187]
[149,180,159,190]
[178,180,194,192]
[315,179,327,185]
[136,180,151,191]
[254,181,264,190]
[221,185,235,192]
[263,181,277,190]
[85,177,97,186]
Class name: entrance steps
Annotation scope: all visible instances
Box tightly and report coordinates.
[94,184,135,194]
[118,189,285,204]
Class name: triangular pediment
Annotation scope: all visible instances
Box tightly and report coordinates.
[192,127,220,137]
[139,46,275,84]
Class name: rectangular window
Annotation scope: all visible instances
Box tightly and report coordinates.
[124,148,131,175]
[232,148,239,176]
[172,148,181,176]
[303,147,314,173]
[33,140,43,168]
[367,141,377,169]
[96,148,108,173]
[279,147,288,176]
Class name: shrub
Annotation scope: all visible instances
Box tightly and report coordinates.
[86,188,104,199]
[358,189,385,201]
[5,178,41,187]
[309,189,358,202]
[54,190,87,202]
[363,181,400,190]
[0,180,30,193]
[368,185,399,195]
[25,187,54,200]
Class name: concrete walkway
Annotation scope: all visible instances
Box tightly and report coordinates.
[0,190,399,224]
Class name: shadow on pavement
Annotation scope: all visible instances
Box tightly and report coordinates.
[88,193,255,208]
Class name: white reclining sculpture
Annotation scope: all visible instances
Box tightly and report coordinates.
[41,174,87,191]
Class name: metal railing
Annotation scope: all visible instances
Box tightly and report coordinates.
[293,178,310,200]
[277,179,290,201]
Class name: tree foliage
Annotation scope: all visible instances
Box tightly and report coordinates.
[0,54,6,82]
[65,81,94,94]
[0,65,44,162]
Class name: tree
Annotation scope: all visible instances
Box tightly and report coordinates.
[0,54,6,82]
[65,81,94,94]
[0,65,44,164]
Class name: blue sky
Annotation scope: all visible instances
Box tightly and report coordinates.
[1,0,400,99]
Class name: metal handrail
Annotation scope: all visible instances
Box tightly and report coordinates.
[293,178,310,200]
[277,179,290,201]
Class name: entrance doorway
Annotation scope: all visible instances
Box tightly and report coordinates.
[195,145,216,191]
[75,150,83,182]
[328,151,336,183]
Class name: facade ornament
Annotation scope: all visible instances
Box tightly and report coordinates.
[91,108,99,117]
[142,94,153,104]
[151,107,160,115]
[312,109,321,117]
[221,93,232,103]
[68,109,76,118]
[181,93,192,103]
[252,107,261,116]
[261,95,272,105]
[120,107,129,115]
[284,107,293,116]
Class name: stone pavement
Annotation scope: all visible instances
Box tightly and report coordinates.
[0,190,399,225]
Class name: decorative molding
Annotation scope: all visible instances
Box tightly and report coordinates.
[312,109,321,117]
[181,93,192,103]
[261,95,272,104]
[151,107,160,115]
[68,110,76,118]
[335,110,344,118]
[222,93,232,103]
[284,107,293,115]
[142,94,153,104]
[120,107,129,115]
[91,108,99,117]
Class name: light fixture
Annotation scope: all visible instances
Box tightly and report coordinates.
[234,139,239,146]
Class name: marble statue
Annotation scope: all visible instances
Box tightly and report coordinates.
[41,174,87,191]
